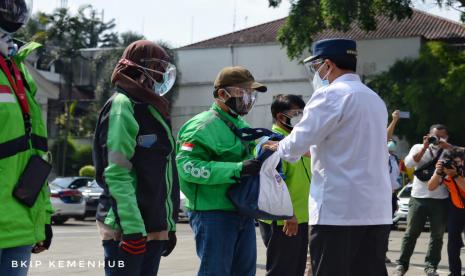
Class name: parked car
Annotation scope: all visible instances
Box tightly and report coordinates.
[49,177,90,224]
[393,184,412,227]
[179,192,188,222]
[79,180,104,219]
[393,183,430,229]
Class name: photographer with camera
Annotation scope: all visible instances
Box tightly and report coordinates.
[394,124,453,276]
[428,148,465,276]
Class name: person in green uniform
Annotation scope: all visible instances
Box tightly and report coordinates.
[93,40,179,276]
[258,94,311,276]
[0,1,54,275]
[176,66,267,276]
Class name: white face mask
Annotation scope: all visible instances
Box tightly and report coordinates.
[312,64,331,91]
[152,63,176,96]
[119,58,177,96]
[281,110,303,129]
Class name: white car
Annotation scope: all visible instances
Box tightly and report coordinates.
[78,180,104,219]
[179,192,189,222]
[49,177,88,225]
[393,184,411,226]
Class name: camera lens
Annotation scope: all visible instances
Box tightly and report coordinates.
[428,136,438,145]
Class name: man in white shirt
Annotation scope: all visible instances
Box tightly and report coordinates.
[394,124,452,276]
[265,38,392,276]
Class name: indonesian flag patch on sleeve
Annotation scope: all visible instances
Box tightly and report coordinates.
[181,142,195,152]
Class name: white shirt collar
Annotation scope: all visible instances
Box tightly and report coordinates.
[331,73,360,85]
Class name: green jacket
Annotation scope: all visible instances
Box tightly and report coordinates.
[262,125,311,225]
[98,92,178,236]
[0,42,54,249]
[176,103,254,211]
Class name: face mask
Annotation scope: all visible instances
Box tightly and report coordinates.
[281,111,303,129]
[222,89,257,116]
[151,63,176,96]
[312,63,331,91]
[387,141,397,152]
[0,32,17,57]
[119,58,177,96]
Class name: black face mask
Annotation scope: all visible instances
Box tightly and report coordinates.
[224,96,248,116]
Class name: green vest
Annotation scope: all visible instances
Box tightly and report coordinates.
[262,125,311,225]
[0,42,54,249]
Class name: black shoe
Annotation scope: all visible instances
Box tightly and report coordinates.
[393,265,407,276]
[425,267,439,276]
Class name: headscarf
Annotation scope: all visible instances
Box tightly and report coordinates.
[111,40,170,118]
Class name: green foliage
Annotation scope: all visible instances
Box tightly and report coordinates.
[51,137,77,176]
[268,0,465,59]
[368,42,465,145]
[79,165,96,178]
[51,138,94,176]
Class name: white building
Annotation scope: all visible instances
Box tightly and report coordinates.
[172,9,465,135]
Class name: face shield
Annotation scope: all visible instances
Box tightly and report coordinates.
[0,0,32,34]
[222,86,258,116]
[119,58,177,96]
[304,58,331,91]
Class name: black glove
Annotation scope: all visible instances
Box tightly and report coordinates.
[32,224,53,253]
[119,234,147,255]
[241,159,262,177]
[162,231,177,257]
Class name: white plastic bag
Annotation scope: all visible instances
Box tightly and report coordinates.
[258,151,294,218]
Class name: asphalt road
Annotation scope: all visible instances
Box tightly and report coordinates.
[26,219,463,276]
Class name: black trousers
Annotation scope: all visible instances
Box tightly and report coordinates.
[259,221,309,276]
[447,202,465,276]
[310,224,391,276]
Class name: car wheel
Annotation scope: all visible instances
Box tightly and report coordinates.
[52,217,68,225]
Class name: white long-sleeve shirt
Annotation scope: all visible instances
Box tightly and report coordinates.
[278,73,392,226]
[404,144,448,199]
[389,154,401,192]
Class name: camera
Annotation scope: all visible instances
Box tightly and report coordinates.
[440,148,465,176]
[442,159,454,170]
[428,135,439,145]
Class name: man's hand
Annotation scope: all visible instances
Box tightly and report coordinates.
[241,159,262,177]
[32,224,53,254]
[262,140,279,152]
[392,110,400,121]
[435,160,444,176]
[438,139,453,150]
[422,135,430,150]
[283,217,298,237]
[444,166,459,178]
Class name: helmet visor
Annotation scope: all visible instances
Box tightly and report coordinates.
[0,0,32,33]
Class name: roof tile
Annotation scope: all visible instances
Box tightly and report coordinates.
[181,9,465,49]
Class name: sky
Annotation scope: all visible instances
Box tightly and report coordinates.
[32,0,462,48]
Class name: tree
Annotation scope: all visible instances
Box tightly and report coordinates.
[368,41,465,145]
[269,0,464,59]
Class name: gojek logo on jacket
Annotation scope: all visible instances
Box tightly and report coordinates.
[183,161,211,179]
